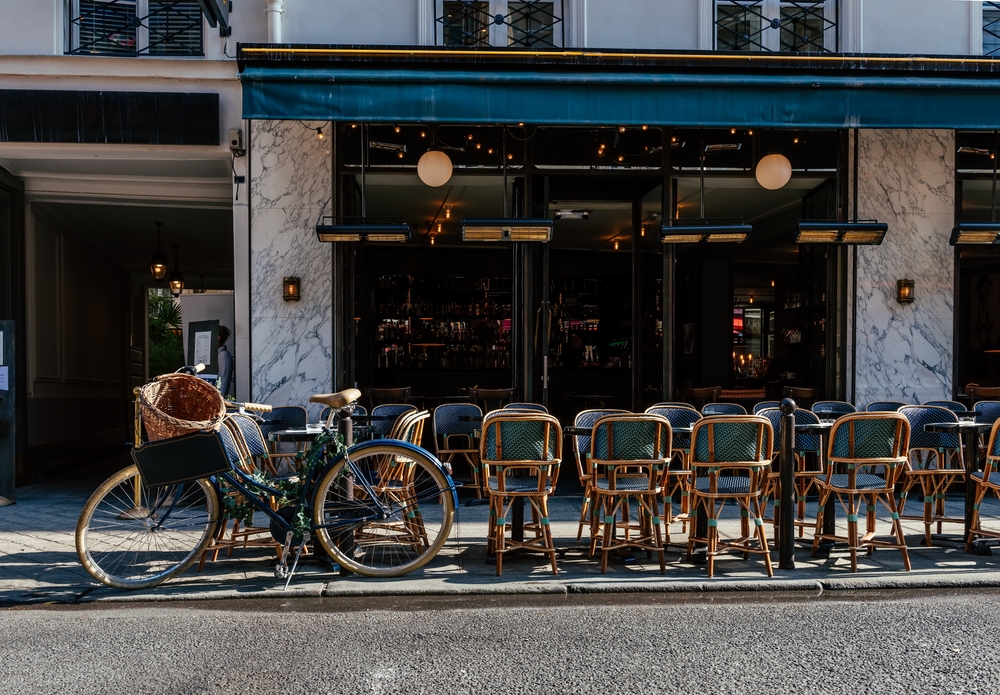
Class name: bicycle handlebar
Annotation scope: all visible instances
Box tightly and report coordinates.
[175,364,206,376]
[240,402,273,413]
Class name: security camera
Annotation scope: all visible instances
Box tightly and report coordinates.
[229,128,245,157]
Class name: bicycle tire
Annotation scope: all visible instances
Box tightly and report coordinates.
[312,442,455,577]
[76,465,220,590]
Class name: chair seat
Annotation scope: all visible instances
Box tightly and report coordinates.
[595,474,655,492]
[694,476,752,495]
[817,473,888,490]
[487,476,552,494]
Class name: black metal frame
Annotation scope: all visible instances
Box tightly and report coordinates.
[716,0,835,53]
[68,0,204,56]
[435,0,564,48]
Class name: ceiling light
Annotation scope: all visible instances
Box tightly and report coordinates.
[461,219,553,242]
[950,222,1000,245]
[149,221,168,282]
[167,244,185,297]
[796,221,888,245]
[444,205,452,219]
[756,153,793,190]
[417,150,453,187]
[613,239,619,250]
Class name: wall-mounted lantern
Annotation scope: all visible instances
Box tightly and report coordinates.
[897,279,915,304]
[283,276,301,302]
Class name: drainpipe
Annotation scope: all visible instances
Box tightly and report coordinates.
[266,0,284,43]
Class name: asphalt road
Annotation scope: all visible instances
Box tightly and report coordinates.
[1,590,998,695]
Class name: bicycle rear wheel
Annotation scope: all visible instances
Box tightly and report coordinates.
[312,442,455,577]
[76,465,220,590]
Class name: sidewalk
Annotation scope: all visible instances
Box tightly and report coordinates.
[4,456,1000,605]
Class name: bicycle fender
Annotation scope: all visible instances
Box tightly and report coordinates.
[347,439,459,508]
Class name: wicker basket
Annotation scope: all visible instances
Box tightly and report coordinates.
[138,373,228,441]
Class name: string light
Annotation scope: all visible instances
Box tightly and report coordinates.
[641,125,648,130]
[444,205,452,219]
[619,126,626,133]
[394,125,401,133]
[793,138,800,144]
[748,129,754,135]
[437,223,442,233]
[614,239,620,250]
[316,128,324,140]
[507,153,513,160]
[430,235,435,245]
[420,131,426,138]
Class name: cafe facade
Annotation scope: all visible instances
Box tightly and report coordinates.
[238,44,995,420]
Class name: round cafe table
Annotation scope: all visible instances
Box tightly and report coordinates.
[924,420,994,544]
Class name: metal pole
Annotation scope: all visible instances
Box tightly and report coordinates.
[778,397,796,569]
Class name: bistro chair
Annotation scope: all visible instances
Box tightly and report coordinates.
[865,401,907,412]
[588,414,672,574]
[678,386,721,411]
[812,401,857,416]
[966,419,1000,551]
[571,409,629,540]
[470,387,516,413]
[228,412,300,477]
[199,420,282,570]
[370,403,417,439]
[259,405,308,454]
[753,401,780,414]
[756,407,823,538]
[968,385,1000,407]
[504,402,548,413]
[897,406,965,546]
[686,416,774,578]
[811,412,911,572]
[703,403,747,416]
[432,403,485,499]
[646,404,701,535]
[783,386,818,409]
[480,411,562,576]
[924,400,967,413]
[652,402,697,409]
[392,410,430,446]
[366,387,411,411]
[975,401,1000,425]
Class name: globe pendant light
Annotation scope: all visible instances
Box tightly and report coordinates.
[149,222,168,281]
[417,149,453,187]
[755,153,792,190]
[167,244,185,297]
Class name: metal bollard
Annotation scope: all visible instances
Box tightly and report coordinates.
[778,397,797,570]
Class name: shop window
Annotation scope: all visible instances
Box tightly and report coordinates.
[716,1,835,52]
[68,0,204,57]
[436,0,563,48]
[985,3,1000,56]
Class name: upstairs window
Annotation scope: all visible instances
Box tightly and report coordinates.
[716,1,836,53]
[68,0,204,56]
[436,0,563,48]
[986,2,1000,56]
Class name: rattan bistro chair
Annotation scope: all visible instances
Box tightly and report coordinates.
[811,401,857,416]
[366,387,411,411]
[370,404,417,439]
[865,401,907,412]
[753,401,780,414]
[811,412,911,572]
[686,416,775,578]
[678,387,721,410]
[897,406,965,545]
[645,404,701,534]
[703,403,748,416]
[470,387,516,412]
[924,400,967,413]
[966,419,1000,551]
[756,407,823,538]
[783,386,818,409]
[571,409,629,540]
[433,403,485,499]
[588,414,672,574]
[480,412,562,576]
[504,402,548,413]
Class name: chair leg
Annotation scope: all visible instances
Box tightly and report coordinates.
[752,496,773,577]
[811,486,830,557]
[576,483,591,541]
[650,495,666,574]
[967,483,988,552]
[601,498,615,574]
[847,493,860,573]
[540,496,558,575]
[706,500,718,579]
[885,493,910,571]
[922,477,934,547]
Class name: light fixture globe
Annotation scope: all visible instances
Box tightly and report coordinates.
[417,150,453,187]
[755,153,793,190]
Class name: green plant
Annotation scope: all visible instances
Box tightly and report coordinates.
[148,291,184,376]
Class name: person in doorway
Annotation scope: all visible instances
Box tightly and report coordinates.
[217,325,234,398]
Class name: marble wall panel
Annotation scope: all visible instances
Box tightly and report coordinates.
[250,120,333,419]
[853,129,954,406]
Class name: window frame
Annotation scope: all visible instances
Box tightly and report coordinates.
[66,0,205,58]
[715,0,837,53]
[434,0,564,48]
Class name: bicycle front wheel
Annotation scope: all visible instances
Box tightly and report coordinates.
[312,442,455,577]
[75,465,220,590]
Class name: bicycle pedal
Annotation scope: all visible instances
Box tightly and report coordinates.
[274,563,289,579]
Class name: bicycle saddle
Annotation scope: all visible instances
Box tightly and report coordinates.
[309,388,362,409]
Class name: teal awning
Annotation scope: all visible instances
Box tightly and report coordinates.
[239,46,1000,129]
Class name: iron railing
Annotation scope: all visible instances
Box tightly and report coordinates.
[986,2,1000,56]
[436,1,564,48]
[716,1,835,53]
[68,0,203,56]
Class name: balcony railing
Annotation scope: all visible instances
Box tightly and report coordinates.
[68,0,203,57]
[436,1,564,48]
[717,1,835,53]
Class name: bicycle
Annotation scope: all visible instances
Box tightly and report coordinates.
[75,366,457,590]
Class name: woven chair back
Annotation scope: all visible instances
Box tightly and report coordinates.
[503,402,548,413]
[812,400,857,415]
[976,401,1000,425]
[371,404,417,438]
[702,402,747,416]
[865,401,907,412]
[589,414,671,493]
[899,405,960,451]
[432,403,483,451]
[923,400,966,413]
[753,401,780,414]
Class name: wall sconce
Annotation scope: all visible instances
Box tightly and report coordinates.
[897,279,915,304]
[283,276,301,302]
